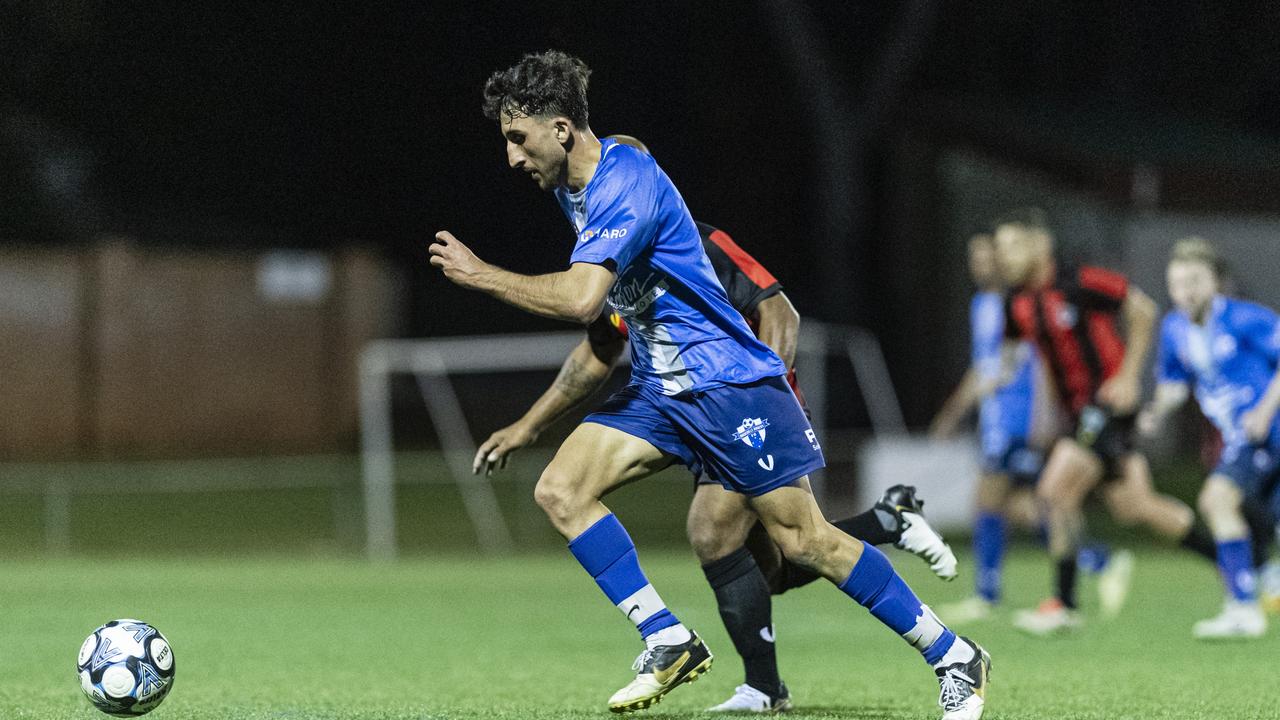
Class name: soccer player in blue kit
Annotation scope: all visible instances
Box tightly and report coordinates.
[1139,238,1280,639]
[475,133,958,714]
[428,51,991,718]
[932,233,1052,619]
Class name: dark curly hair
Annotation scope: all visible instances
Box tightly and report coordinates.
[482,50,592,127]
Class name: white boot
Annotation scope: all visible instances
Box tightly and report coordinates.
[707,683,793,713]
[1192,600,1267,640]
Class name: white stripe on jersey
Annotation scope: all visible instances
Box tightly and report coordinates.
[629,318,692,394]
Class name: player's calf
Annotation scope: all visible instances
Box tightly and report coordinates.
[765,515,852,582]
[762,486,956,594]
[753,484,991,719]
[533,466,597,537]
[1197,477,1249,539]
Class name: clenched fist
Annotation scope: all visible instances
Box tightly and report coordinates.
[430,231,492,289]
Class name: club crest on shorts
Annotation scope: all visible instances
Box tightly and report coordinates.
[732,417,770,449]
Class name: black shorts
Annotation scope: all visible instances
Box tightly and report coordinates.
[1071,405,1137,479]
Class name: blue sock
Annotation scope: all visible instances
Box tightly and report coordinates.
[1076,542,1112,574]
[973,512,1006,603]
[1217,538,1257,601]
[568,514,680,639]
[839,544,956,664]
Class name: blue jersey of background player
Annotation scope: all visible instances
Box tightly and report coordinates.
[1141,238,1280,639]
[933,235,1047,619]
[1156,298,1280,455]
[432,51,990,718]
[971,289,1039,479]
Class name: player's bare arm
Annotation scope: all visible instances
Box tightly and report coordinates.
[962,339,1023,406]
[430,231,615,324]
[1097,286,1157,413]
[1137,382,1190,437]
[473,328,626,475]
[1241,363,1280,442]
[752,292,800,368]
[930,366,983,438]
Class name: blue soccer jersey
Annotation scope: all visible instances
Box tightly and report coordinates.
[556,139,786,395]
[972,292,1036,449]
[1157,295,1280,450]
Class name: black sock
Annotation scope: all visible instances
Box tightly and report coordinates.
[703,547,781,698]
[834,508,901,546]
[1056,556,1079,609]
[1180,520,1218,562]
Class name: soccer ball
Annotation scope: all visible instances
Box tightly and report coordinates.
[77,619,175,716]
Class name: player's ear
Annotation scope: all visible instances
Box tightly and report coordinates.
[552,118,572,146]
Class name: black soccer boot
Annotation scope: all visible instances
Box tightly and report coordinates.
[879,485,958,581]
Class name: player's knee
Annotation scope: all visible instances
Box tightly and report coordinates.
[774,525,838,571]
[766,526,805,565]
[1110,501,1144,527]
[686,517,730,563]
[1196,489,1215,518]
[533,467,586,523]
[1035,479,1065,508]
[975,474,1008,512]
[1108,488,1148,526]
[1198,483,1239,518]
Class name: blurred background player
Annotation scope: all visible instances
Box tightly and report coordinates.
[987,208,1219,634]
[930,234,1132,623]
[475,133,958,714]
[1138,238,1280,639]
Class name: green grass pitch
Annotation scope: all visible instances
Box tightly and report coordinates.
[3,548,1277,719]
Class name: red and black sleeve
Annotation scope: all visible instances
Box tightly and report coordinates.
[587,311,628,345]
[697,221,782,318]
[1074,266,1129,311]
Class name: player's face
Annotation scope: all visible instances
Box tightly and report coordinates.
[1167,259,1218,321]
[993,225,1043,286]
[968,235,998,287]
[501,111,568,192]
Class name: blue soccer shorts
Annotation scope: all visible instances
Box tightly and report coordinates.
[980,426,1044,486]
[1215,441,1280,519]
[584,374,826,496]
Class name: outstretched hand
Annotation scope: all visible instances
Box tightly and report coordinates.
[473,422,537,476]
[430,231,491,289]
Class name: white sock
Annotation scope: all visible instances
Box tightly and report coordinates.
[903,604,947,653]
[935,637,976,668]
[645,623,692,650]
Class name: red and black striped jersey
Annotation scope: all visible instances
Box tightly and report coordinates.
[698,221,783,322]
[1004,264,1128,416]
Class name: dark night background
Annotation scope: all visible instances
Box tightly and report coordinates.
[6,0,1280,426]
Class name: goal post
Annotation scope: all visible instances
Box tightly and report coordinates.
[358,320,905,560]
